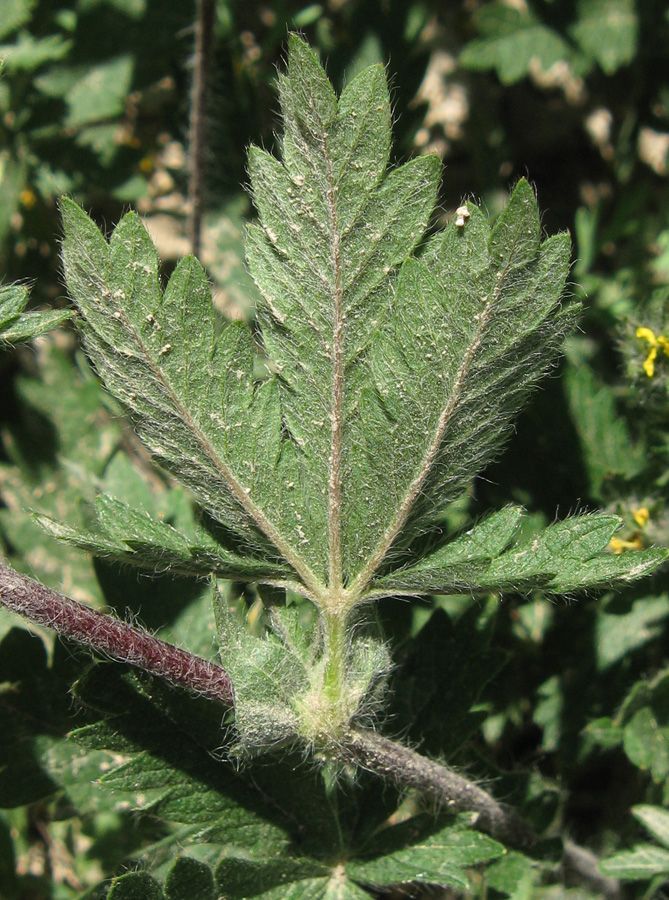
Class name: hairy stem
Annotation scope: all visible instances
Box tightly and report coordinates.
[0,565,621,895]
[187,0,215,258]
[339,729,620,894]
[320,607,348,711]
[341,726,536,848]
[0,564,234,705]
[0,564,526,844]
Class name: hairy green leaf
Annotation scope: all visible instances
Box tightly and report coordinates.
[108,872,165,900]
[58,36,662,624]
[374,513,666,596]
[348,819,504,887]
[165,857,215,900]
[59,36,581,610]
[0,283,72,344]
[54,34,667,766]
[35,496,291,582]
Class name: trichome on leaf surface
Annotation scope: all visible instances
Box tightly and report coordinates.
[0,34,666,900]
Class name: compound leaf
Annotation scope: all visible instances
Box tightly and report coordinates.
[58,33,664,617]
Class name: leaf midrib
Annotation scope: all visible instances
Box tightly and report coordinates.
[322,127,345,594]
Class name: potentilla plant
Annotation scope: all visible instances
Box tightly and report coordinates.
[0,34,666,896]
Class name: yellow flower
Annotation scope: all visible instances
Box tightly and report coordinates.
[609,535,643,554]
[636,326,669,377]
[632,507,650,528]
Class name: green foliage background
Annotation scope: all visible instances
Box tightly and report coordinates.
[1,1,669,898]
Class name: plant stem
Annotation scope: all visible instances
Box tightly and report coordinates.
[0,564,525,844]
[562,841,622,900]
[187,0,215,258]
[341,725,536,848]
[321,607,348,712]
[0,564,234,706]
[342,727,621,895]
[0,565,622,896]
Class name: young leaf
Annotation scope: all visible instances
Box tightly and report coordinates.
[0,283,72,344]
[213,587,308,752]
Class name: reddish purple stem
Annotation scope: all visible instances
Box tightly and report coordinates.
[0,563,234,706]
